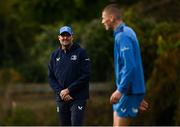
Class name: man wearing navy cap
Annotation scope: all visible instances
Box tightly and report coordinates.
[48,26,91,126]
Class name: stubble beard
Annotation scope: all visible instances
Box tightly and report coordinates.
[61,41,72,49]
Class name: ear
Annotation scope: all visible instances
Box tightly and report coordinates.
[110,15,115,22]
[58,35,61,40]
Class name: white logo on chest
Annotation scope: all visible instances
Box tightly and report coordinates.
[56,57,60,61]
[71,55,77,60]
[78,106,83,110]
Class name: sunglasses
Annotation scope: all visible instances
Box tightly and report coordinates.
[60,32,71,37]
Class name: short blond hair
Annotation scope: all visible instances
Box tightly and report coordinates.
[103,4,122,19]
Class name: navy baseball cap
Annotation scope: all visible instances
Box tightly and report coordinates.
[59,26,73,35]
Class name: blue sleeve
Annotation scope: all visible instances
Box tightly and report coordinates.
[68,49,91,93]
[117,35,135,94]
[48,54,63,95]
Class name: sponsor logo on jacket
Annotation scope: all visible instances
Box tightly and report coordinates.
[71,55,77,60]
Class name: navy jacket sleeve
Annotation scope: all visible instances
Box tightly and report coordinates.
[48,53,63,95]
[68,49,91,93]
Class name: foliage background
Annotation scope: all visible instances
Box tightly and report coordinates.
[0,0,180,125]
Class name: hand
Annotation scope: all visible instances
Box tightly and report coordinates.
[60,88,70,100]
[139,99,149,111]
[63,94,73,102]
[110,90,122,104]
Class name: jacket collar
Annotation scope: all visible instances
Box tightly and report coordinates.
[59,43,80,53]
[114,22,125,36]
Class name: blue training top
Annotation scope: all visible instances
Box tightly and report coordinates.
[114,23,146,94]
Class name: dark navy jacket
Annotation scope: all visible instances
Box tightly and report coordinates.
[48,43,91,101]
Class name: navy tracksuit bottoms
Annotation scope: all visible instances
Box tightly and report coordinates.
[56,100,87,126]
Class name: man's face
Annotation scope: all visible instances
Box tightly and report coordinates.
[101,11,113,30]
[58,32,73,47]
